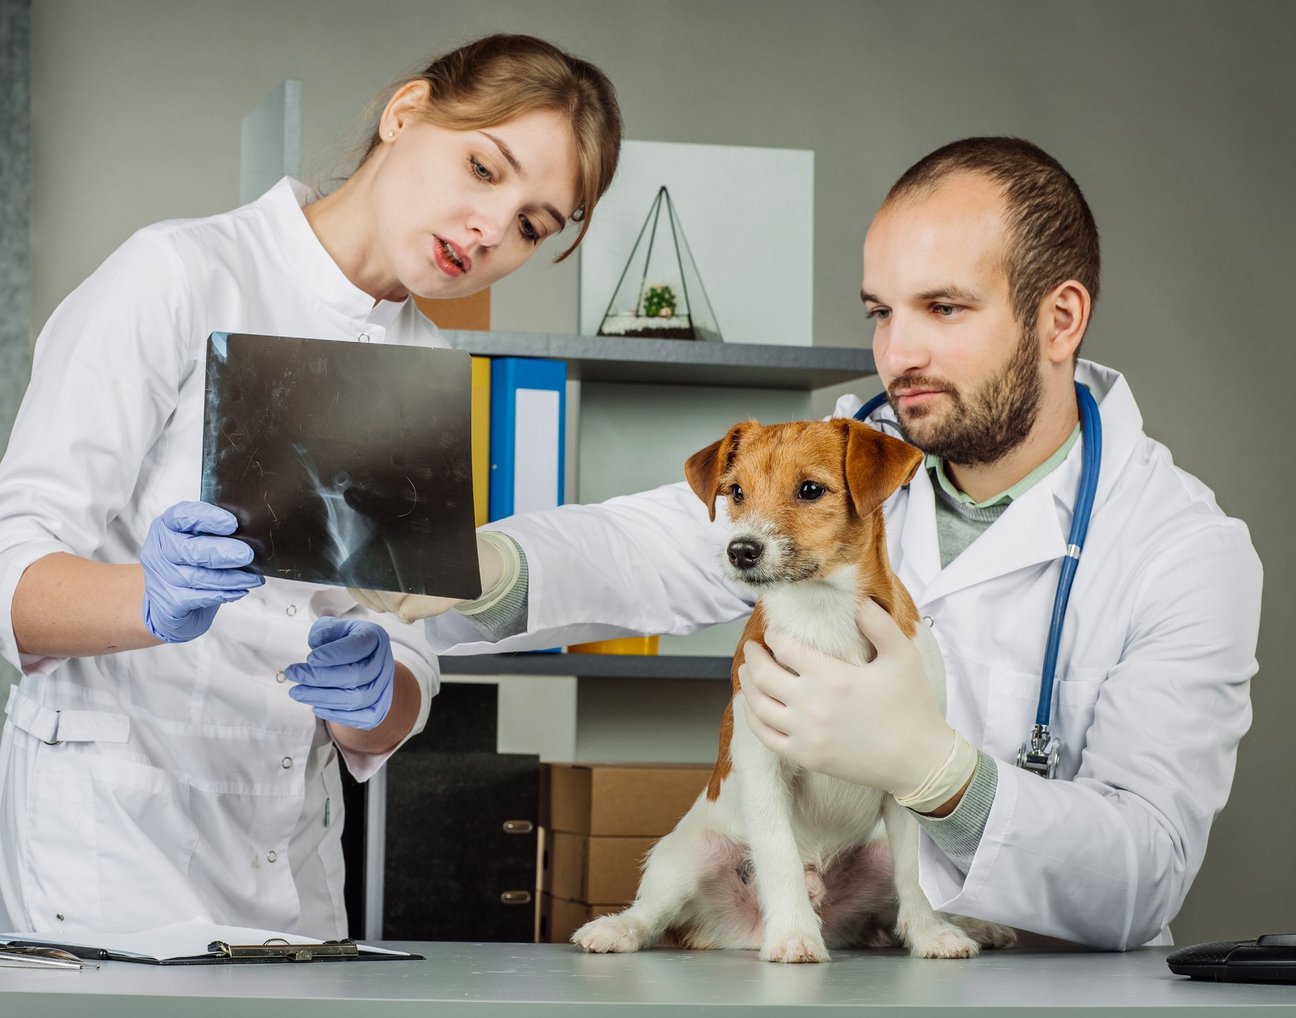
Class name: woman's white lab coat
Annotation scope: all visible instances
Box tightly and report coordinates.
[426,360,1262,949]
[0,179,442,937]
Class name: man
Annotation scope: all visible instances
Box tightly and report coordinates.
[364,138,1263,949]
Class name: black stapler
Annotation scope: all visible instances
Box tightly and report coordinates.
[1167,933,1296,984]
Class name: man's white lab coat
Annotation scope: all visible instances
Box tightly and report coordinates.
[426,360,1262,949]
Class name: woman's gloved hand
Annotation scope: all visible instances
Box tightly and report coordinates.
[284,618,395,731]
[140,500,264,643]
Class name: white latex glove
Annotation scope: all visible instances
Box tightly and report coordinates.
[740,598,977,814]
[348,531,515,624]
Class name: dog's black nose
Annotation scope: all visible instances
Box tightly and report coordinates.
[727,538,764,570]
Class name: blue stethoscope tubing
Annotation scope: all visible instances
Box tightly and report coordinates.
[854,380,1102,777]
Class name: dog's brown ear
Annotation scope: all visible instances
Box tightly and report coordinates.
[684,422,751,522]
[843,419,924,519]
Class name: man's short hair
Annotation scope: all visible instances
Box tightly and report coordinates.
[883,137,1101,329]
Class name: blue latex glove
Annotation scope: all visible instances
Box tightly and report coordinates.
[284,618,396,731]
[140,501,264,643]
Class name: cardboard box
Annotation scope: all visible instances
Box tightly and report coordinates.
[539,893,622,944]
[541,763,711,837]
[544,830,656,904]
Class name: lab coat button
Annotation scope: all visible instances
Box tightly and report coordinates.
[357,332,371,343]
[923,616,934,627]
[275,670,286,683]
[285,605,297,617]
[281,756,293,769]
[266,850,278,863]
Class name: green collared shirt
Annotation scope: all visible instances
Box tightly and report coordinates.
[929,424,1080,569]
[928,424,1081,509]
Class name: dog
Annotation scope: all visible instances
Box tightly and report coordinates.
[573,417,1015,962]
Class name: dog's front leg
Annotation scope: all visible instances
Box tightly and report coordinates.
[731,693,830,963]
[881,795,979,958]
[572,800,711,953]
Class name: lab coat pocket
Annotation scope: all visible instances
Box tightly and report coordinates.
[985,668,1103,778]
[25,746,204,931]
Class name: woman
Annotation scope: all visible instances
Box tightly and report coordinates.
[0,33,621,938]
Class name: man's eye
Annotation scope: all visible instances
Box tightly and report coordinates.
[932,303,958,317]
[730,483,744,504]
[798,481,824,501]
[865,307,891,321]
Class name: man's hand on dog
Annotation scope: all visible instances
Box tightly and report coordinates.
[741,598,977,814]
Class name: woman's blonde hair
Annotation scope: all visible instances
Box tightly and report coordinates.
[360,34,622,261]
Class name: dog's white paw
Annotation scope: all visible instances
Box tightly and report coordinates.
[903,920,980,959]
[573,914,650,954]
[950,915,1016,950]
[760,930,831,964]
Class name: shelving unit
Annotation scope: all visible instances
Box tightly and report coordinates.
[440,652,732,681]
[435,329,878,682]
[439,329,874,390]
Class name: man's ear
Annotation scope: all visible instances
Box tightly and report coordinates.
[843,419,923,519]
[1041,279,1091,364]
[684,422,752,522]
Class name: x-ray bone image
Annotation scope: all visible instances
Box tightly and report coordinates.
[200,332,481,599]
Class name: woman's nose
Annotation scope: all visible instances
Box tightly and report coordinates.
[466,204,511,249]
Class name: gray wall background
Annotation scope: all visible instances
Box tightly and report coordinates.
[1,0,29,697]
[24,0,1294,942]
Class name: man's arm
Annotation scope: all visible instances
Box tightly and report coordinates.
[423,481,756,654]
[919,521,1262,948]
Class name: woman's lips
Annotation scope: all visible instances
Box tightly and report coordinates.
[432,236,471,277]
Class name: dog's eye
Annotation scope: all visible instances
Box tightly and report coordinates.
[730,483,744,504]
[798,481,825,501]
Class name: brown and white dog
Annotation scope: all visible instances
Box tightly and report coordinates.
[573,418,1014,962]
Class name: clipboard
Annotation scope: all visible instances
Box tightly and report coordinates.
[0,924,422,966]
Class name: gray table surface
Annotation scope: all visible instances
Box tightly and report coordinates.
[2,942,1294,1016]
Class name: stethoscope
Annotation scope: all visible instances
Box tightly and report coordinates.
[854,381,1102,779]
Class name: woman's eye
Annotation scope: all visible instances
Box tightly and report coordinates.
[470,157,492,181]
[798,481,824,501]
[730,483,744,504]
[519,215,540,244]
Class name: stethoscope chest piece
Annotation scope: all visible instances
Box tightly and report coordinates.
[1016,724,1062,780]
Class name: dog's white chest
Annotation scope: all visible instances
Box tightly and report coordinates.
[744,573,891,847]
[759,572,873,666]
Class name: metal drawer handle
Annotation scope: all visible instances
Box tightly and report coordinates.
[500,890,533,906]
[502,820,534,834]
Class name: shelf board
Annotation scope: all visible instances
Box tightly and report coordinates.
[439,652,732,681]
[440,329,875,390]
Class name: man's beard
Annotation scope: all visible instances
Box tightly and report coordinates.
[888,325,1043,466]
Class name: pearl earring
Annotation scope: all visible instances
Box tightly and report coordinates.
[386,129,395,139]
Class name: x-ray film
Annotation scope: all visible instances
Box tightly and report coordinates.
[201,332,481,599]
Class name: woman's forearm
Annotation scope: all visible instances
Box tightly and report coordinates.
[12,552,159,658]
